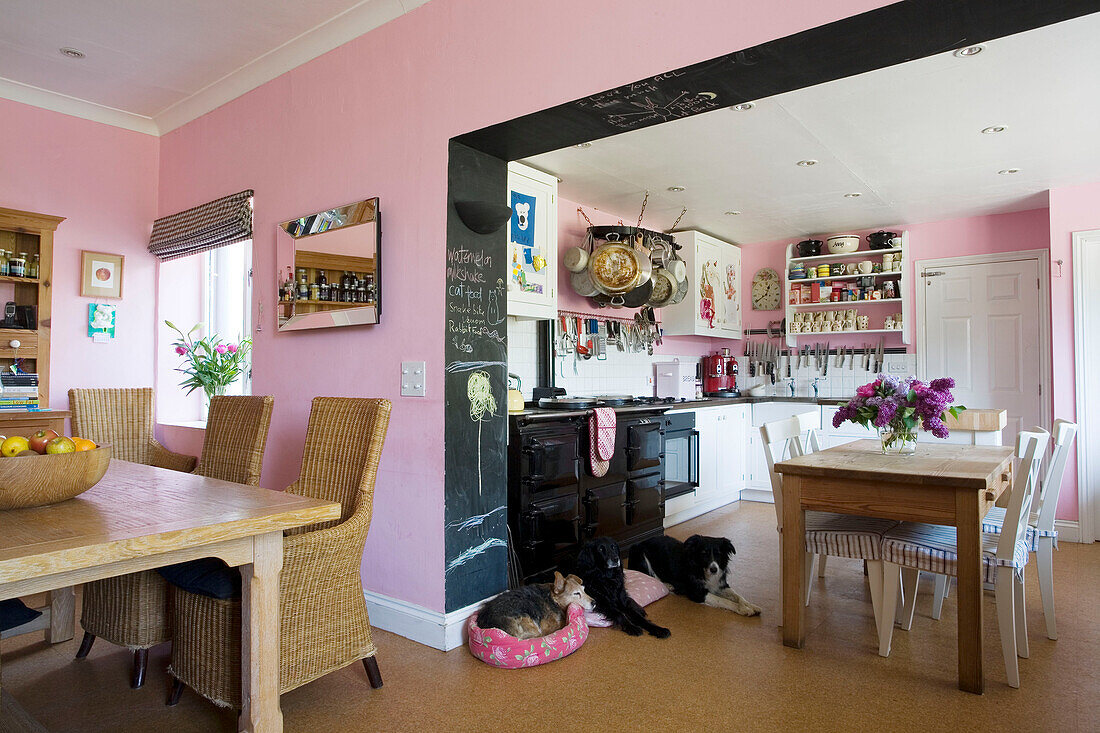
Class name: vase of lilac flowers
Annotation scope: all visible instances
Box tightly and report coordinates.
[833,374,965,455]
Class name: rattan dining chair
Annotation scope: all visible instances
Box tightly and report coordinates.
[75,395,274,688]
[760,412,898,631]
[68,388,199,471]
[166,397,391,709]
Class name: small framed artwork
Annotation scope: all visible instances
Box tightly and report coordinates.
[88,303,116,341]
[80,251,124,298]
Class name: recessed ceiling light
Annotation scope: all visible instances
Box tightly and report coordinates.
[667,186,686,192]
[953,45,984,57]
[574,142,592,148]
[844,192,862,198]
[59,47,85,59]
[724,210,741,216]
[796,159,818,167]
[730,102,754,111]
[981,125,1007,134]
[998,168,1020,175]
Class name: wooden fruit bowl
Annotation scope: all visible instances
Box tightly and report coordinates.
[0,445,112,510]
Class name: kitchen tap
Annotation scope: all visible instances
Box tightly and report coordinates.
[784,377,795,397]
[811,376,825,399]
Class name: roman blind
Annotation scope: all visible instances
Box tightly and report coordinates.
[148,189,254,261]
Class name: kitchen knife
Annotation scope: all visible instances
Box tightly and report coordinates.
[823,342,830,376]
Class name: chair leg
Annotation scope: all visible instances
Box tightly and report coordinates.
[362,656,383,689]
[995,567,1019,688]
[131,649,148,689]
[817,554,828,578]
[866,559,884,636]
[1036,538,1057,640]
[898,568,920,631]
[166,678,184,706]
[1014,572,1029,659]
[931,574,949,620]
[879,563,900,657]
[803,552,816,607]
[74,632,95,659]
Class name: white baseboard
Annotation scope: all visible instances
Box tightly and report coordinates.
[738,488,775,504]
[364,590,489,652]
[1054,519,1081,543]
[664,491,741,528]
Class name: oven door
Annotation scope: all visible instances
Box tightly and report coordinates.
[626,471,663,527]
[519,493,581,574]
[520,429,579,496]
[663,412,699,500]
[626,420,663,472]
[582,482,628,540]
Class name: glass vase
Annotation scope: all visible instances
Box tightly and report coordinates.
[878,426,917,455]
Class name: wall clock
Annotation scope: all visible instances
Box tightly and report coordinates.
[751,267,781,310]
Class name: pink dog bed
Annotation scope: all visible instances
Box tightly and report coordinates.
[585,569,670,627]
[467,603,589,668]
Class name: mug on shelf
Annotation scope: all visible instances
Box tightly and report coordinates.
[858,260,873,274]
[856,315,870,330]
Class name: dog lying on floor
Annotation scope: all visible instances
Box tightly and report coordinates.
[477,571,594,640]
[629,535,762,616]
[563,537,671,638]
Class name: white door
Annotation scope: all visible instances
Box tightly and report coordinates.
[922,257,1043,444]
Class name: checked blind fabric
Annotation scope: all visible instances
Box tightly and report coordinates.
[148,189,254,261]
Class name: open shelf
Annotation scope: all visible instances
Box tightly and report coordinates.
[789,328,903,337]
[788,246,902,263]
[0,275,40,285]
[790,298,903,309]
[789,270,900,285]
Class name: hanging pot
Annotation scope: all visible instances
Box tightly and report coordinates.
[570,269,600,297]
[588,231,651,295]
[667,267,690,305]
[620,279,655,308]
[563,246,589,273]
[647,267,678,308]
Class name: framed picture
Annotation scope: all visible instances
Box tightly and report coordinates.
[80,251,124,298]
[88,303,116,339]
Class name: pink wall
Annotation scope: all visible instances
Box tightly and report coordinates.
[1047,181,1100,521]
[557,198,718,358]
[740,208,1052,352]
[0,98,159,413]
[156,0,894,612]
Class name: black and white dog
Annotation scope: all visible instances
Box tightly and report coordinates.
[563,537,671,638]
[629,535,762,616]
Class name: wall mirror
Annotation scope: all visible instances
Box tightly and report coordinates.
[276,197,381,331]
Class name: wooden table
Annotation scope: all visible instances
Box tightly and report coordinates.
[0,460,340,732]
[775,440,1014,694]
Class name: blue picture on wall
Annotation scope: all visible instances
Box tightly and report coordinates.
[509,190,536,248]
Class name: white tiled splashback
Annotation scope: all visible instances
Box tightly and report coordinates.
[507,316,917,400]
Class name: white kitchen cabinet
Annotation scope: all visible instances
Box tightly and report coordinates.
[745,402,823,499]
[506,162,557,319]
[661,230,742,339]
[716,405,749,495]
[665,404,750,527]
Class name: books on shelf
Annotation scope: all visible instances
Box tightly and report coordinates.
[0,373,38,408]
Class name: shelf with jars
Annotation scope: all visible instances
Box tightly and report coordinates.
[784,230,910,347]
[277,253,377,325]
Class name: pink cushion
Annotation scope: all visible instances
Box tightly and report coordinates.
[585,569,670,627]
[467,603,589,668]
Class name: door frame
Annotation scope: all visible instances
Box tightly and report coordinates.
[914,249,1053,435]
[1072,230,1100,543]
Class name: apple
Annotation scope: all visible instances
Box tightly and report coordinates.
[45,436,76,454]
[28,429,58,454]
[96,268,111,281]
[1,436,29,457]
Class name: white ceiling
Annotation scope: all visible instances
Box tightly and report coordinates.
[0,0,429,134]
[524,14,1100,243]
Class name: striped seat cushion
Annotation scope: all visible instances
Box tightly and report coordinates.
[881,522,1030,584]
[980,507,1058,550]
[804,511,899,560]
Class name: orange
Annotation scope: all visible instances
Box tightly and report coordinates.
[72,437,97,451]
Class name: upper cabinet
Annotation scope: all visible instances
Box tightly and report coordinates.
[506,162,557,320]
[661,230,741,339]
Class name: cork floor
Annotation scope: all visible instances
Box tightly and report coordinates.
[3,501,1098,732]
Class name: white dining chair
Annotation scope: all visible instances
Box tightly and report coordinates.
[878,428,1049,688]
[924,419,1075,639]
[761,413,898,631]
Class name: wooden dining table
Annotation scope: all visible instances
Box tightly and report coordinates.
[774,439,1014,694]
[0,460,340,732]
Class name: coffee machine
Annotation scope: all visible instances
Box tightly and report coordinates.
[703,347,740,397]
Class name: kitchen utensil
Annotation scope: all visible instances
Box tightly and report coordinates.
[597,321,608,360]
[647,266,677,308]
[563,246,589,273]
[621,278,654,308]
[866,230,899,250]
[823,342,830,376]
[570,269,600,297]
[797,239,823,257]
[827,235,860,253]
[507,373,525,413]
[666,243,688,282]
[538,397,597,410]
[588,231,651,295]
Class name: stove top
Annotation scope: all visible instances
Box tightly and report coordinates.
[532,395,693,411]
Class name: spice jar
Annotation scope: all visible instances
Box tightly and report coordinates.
[9,253,27,278]
[28,253,39,279]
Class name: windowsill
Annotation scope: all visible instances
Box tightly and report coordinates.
[158,419,208,430]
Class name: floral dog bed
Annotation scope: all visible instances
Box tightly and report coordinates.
[467,603,589,668]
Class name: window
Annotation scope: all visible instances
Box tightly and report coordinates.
[202,239,252,397]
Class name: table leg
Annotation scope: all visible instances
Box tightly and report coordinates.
[955,490,984,694]
[781,474,805,648]
[45,587,75,644]
[240,531,283,733]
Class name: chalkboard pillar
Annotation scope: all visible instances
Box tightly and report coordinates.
[443,140,510,612]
